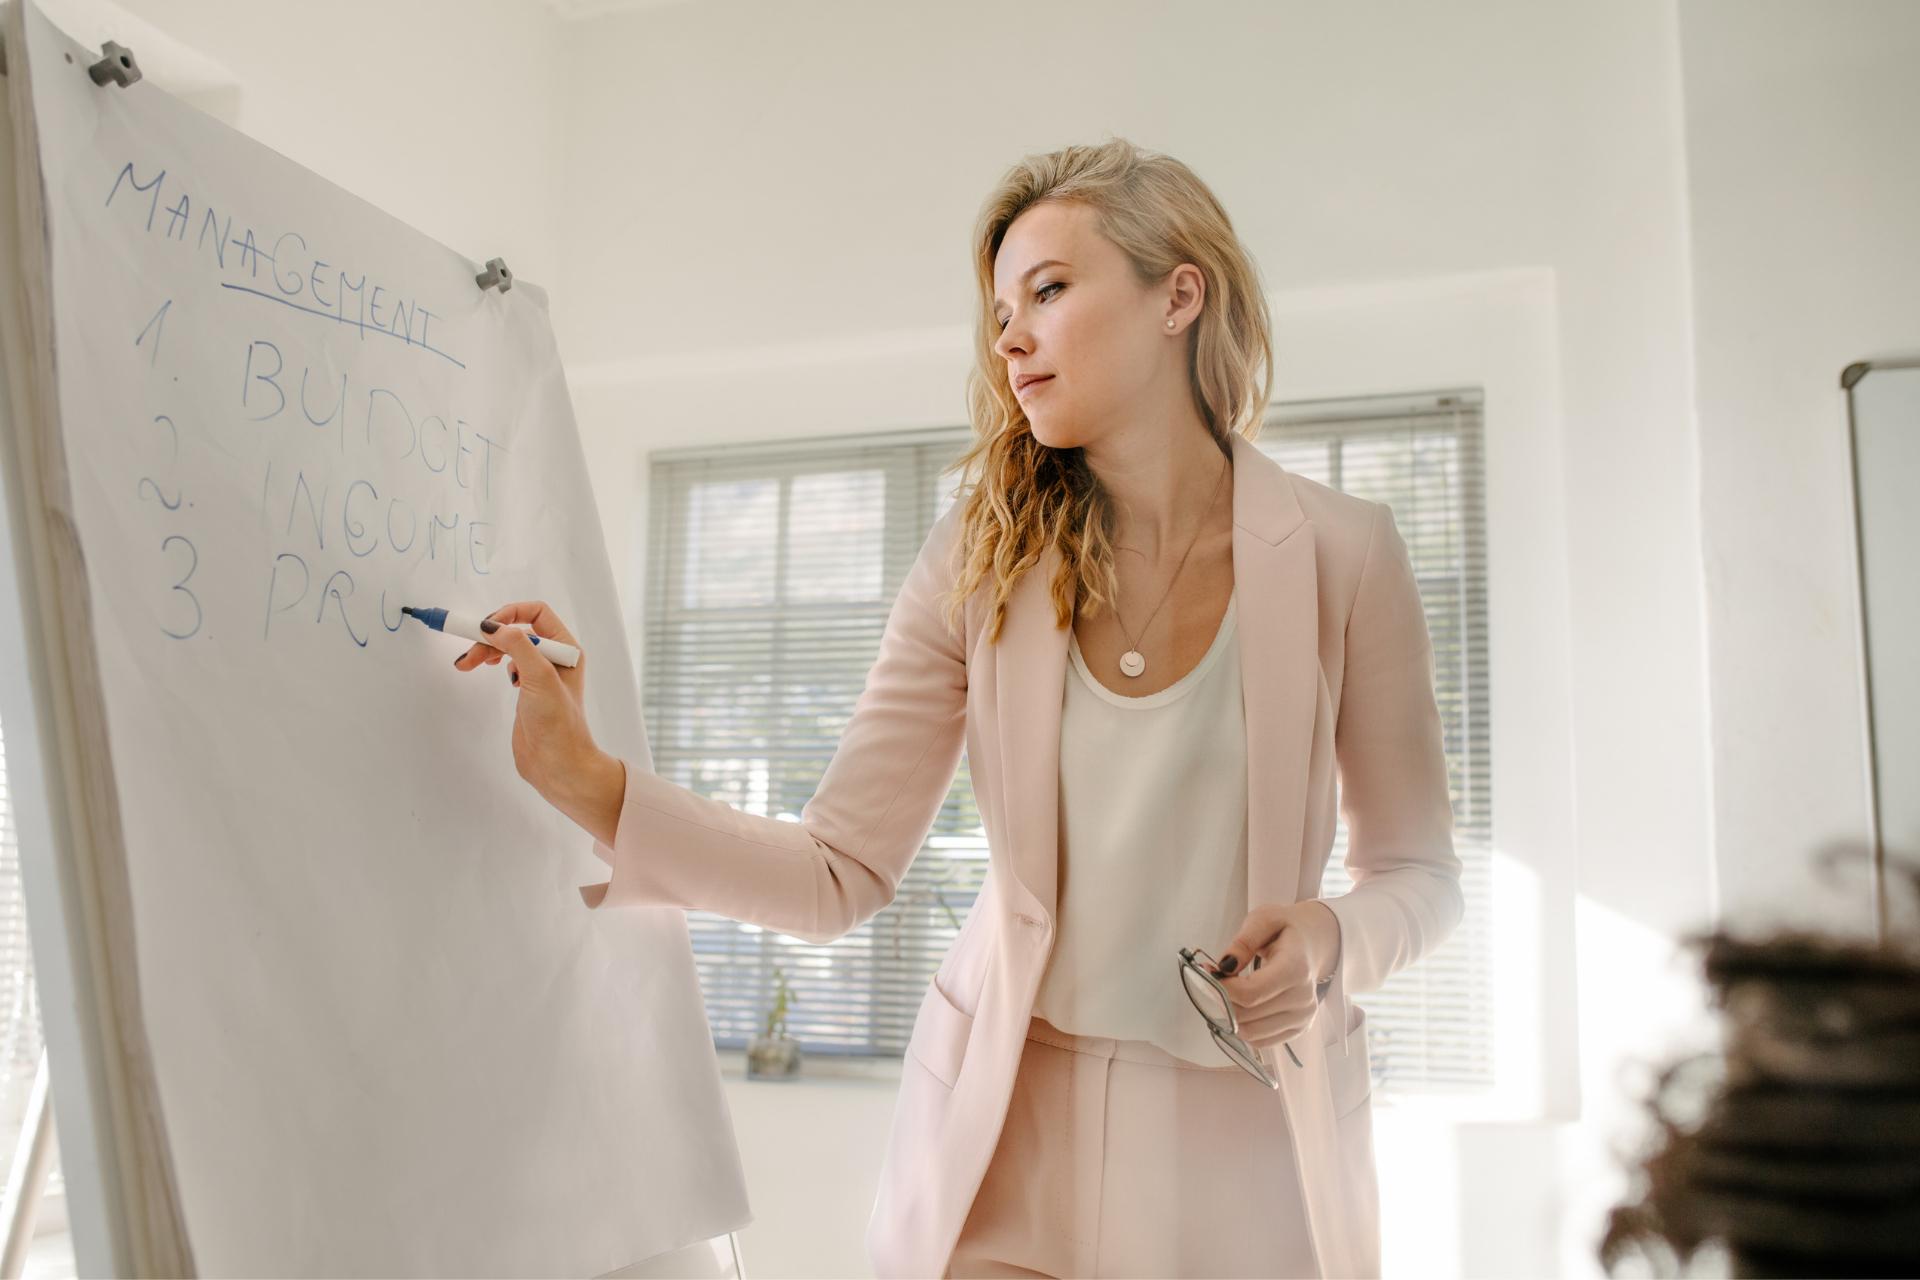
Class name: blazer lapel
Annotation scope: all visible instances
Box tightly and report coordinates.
[1229,431,1320,920]
[992,535,1068,923]
[994,432,1319,928]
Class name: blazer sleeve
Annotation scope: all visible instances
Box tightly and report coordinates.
[1317,499,1466,1049]
[575,504,970,946]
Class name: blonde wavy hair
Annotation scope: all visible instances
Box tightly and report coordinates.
[936,137,1275,646]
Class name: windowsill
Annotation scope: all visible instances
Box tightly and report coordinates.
[714,1048,904,1086]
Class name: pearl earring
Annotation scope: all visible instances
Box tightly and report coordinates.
[1166,319,1176,328]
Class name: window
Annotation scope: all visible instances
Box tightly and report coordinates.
[1261,390,1493,1097]
[641,393,1492,1098]
[0,716,59,1183]
[642,430,979,1058]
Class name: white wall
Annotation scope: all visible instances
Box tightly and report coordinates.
[1678,0,1919,934]
[92,0,565,302]
[21,1,1911,1276]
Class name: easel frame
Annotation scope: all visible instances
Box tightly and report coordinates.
[0,9,200,1272]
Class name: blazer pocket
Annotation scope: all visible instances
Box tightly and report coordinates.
[1328,1003,1374,1119]
[905,972,976,1090]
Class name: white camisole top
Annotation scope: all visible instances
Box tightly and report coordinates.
[1031,589,1249,1067]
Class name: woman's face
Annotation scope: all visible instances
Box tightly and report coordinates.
[991,202,1186,452]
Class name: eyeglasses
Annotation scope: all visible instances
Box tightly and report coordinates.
[1177,946,1304,1089]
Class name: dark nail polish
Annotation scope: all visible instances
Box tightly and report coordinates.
[1218,955,1238,975]
[480,619,500,633]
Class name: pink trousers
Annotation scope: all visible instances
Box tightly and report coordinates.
[946,1014,1318,1279]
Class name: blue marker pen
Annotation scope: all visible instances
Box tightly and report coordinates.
[400,605,582,667]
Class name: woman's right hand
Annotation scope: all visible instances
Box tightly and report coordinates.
[454,600,625,843]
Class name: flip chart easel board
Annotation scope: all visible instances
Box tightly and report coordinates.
[0,2,749,1273]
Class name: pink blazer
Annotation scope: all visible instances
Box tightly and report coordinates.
[579,429,1464,1279]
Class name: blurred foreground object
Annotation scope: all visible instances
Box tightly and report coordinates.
[1600,845,1920,1279]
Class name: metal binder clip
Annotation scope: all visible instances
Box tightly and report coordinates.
[475,258,513,293]
[88,40,141,88]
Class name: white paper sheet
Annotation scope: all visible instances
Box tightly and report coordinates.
[7,3,749,1273]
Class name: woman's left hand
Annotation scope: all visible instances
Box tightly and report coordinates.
[1211,900,1342,1051]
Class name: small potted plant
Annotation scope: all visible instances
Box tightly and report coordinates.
[746,965,802,1080]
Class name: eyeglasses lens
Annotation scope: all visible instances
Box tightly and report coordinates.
[1180,954,1279,1087]
[1181,963,1233,1029]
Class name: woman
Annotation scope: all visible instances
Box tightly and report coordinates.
[460,138,1462,1279]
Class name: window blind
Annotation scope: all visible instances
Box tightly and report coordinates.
[1260,391,1494,1096]
[640,393,1492,1099]
[641,431,981,1062]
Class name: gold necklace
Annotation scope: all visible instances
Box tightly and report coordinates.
[1111,453,1229,679]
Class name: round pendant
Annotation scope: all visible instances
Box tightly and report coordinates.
[1119,650,1146,678]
